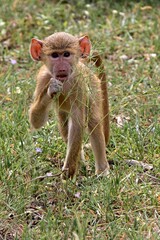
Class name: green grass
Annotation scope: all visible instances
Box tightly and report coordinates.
[0,0,160,239]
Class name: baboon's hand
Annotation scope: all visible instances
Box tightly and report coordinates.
[47,78,63,98]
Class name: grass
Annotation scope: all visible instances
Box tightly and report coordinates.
[0,0,160,239]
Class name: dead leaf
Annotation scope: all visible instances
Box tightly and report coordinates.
[113,114,130,128]
[157,195,160,203]
[141,6,152,11]
[0,94,12,102]
[144,53,157,61]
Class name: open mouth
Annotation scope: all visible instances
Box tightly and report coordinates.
[56,74,68,82]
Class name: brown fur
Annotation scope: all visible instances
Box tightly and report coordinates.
[29,32,110,178]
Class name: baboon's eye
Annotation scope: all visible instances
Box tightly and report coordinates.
[51,52,59,58]
[63,51,70,57]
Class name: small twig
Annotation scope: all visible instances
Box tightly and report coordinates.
[144,173,160,184]
[13,172,62,190]
[120,172,132,183]
[125,159,153,171]
[30,172,62,182]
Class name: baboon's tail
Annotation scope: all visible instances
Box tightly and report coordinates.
[91,52,110,145]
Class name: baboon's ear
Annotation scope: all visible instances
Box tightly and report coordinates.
[30,38,43,61]
[79,36,91,57]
